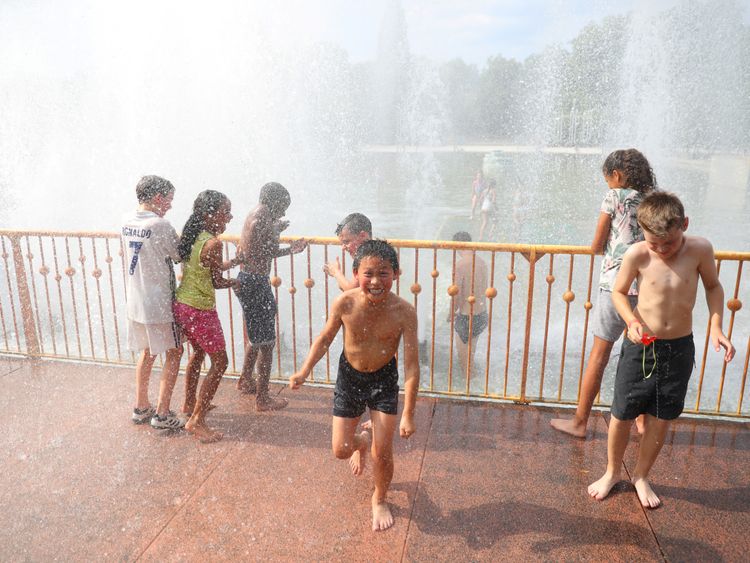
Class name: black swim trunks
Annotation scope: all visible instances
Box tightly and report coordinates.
[454,311,489,344]
[611,333,695,421]
[333,353,400,418]
[234,272,277,345]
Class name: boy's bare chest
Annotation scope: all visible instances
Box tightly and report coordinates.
[641,260,698,293]
[344,311,402,345]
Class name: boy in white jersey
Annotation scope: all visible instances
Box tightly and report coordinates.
[122,175,184,429]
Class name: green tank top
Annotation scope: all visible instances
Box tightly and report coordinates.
[175,231,215,310]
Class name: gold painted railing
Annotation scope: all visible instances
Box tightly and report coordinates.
[1,230,748,419]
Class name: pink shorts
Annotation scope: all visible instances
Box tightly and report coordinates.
[173,301,226,355]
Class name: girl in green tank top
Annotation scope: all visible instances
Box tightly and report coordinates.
[174,190,237,443]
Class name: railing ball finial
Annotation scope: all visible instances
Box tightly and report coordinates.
[727,298,742,312]
[410,283,421,295]
[270,276,282,288]
[467,295,476,305]
[289,286,296,295]
[65,267,76,277]
[562,290,575,303]
[447,284,459,297]
[304,278,315,289]
[431,270,439,278]
[39,266,50,275]
[546,274,555,284]
[92,268,102,279]
[584,301,593,310]
[507,273,516,282]
[485,287,497,299]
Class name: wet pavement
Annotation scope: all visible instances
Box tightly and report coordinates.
[1,356,748,562]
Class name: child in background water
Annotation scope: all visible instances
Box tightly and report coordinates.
[551,149,657,438]
[173,190,238,443]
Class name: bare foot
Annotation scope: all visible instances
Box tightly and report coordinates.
[348,430,371,476]
[181,403,217,417]
[635,415,645,435]
[237,379,257,395]
[550,417,587,438]
[588,472,621,500]
[256,396,288,412]
[184,419,223,443]
[372,499,394,531]
[633,477,661,508]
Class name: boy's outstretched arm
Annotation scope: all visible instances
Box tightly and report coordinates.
[698,240,736,362]
[400,305,420,438]
[612,246,642,342]
[324,257,357,291]
[289,298,344,388]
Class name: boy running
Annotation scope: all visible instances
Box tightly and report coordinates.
[290,239,419,531]
[588,192,735,508]
[122,175,184,429]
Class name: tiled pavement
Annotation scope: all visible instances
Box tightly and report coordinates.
[1,357,748,562]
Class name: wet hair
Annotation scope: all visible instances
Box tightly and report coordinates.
[259,182,291,216]
[178,190,230,261]
[353,239,399,272]
[335,212,372,237]
[636,191,686,237]
[452,231,472,242]
[602,149,657,194]
[136,175,174,203]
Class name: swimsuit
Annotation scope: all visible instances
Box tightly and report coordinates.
[611,334,695,420]
[235,272,277,345]
[454,311,489,344]
[333,353,399,418]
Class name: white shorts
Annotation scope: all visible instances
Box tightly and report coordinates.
[127,320,182,355]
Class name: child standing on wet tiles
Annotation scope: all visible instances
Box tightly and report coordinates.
[122,175,184,430]
[551,149,657,438]
[588,191,734,508]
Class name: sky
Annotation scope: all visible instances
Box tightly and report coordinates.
[0,0,710,77]
[269,0,688,64]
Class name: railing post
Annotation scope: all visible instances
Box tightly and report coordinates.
[10,235,40,356]
[519,247,537,403]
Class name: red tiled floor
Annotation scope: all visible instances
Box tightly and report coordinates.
[0,356,748,562]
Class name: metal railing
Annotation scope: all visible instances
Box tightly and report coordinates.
[1,229,748,419]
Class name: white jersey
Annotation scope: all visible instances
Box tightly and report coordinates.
[121,210,180,324]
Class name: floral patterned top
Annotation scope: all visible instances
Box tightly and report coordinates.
[599,188,645,295]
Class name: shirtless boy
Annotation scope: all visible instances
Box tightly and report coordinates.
[323,212,372,291]
[290,240,419,531]
[588,192,735,508]
[233,182,307,410]
[449,232,489,376]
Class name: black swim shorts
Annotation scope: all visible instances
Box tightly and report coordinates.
[611,333,695,421]
[454,311,489,344]
[333,353,399,418]
[234,272,277,345]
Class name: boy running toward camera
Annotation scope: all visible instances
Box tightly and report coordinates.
[290,239,419,531]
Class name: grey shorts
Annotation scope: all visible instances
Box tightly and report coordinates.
[591,289,638,342]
